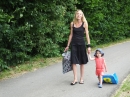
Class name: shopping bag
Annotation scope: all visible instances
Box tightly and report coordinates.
[62,51,72,74]
[103,73,118,84]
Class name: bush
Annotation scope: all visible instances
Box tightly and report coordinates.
[0,0,130,70]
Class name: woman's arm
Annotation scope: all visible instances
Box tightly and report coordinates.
[84,22,91,54]
[64,22,73,52]
[84,22,90,44]
[88,54,95,60]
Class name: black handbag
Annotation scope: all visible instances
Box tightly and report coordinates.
[62,51,72,74]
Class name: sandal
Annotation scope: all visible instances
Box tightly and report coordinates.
[79,80,84,84]
[70,81,78,85]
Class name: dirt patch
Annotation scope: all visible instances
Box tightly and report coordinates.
[119,91,130,97]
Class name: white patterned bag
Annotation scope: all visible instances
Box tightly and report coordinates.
[62,51,72,74]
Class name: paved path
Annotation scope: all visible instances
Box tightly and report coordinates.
[0,41,130,97]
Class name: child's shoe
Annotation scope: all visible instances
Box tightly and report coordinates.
[98,84,102,88]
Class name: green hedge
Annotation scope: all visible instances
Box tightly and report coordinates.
[0,0,130,70]
[76,0,130,45]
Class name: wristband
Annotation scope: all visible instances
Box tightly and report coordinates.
[87,44,91,48]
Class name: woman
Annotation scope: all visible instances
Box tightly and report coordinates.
[64,9,91,85]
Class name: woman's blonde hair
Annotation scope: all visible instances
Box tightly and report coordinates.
[73,9,87,24]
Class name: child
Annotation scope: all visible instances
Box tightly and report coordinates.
[88,48,107,88]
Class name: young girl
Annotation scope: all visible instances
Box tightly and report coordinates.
[88,48,107,88]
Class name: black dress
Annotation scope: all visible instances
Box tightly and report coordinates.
[71,22,88,65]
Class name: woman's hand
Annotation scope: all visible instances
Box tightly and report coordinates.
[64,47,69,52]
[87,47,91,54]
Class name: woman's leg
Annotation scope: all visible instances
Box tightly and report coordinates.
[80,64,84,83]
[72,64,78,82]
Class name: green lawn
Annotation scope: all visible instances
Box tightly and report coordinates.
[0,57,62,80]
[112,74,130,97]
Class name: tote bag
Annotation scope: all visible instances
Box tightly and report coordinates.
[62,51,72,74]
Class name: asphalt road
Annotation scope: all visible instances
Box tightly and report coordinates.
[0,41,130,97]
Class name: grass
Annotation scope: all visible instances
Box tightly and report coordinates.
[112,74,130,97]
[92,38,130,50]
[0,38,130,97]
[0,57,62,80]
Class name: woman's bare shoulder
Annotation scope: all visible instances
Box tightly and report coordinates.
[83,22,88,27]
[71,22,74,25]
[70,22,74,27]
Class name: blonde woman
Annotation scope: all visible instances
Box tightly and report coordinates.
[64,9,91,85]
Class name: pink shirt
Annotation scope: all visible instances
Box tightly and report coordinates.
[95,57,105,69]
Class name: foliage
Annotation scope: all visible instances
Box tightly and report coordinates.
[76,0,130,46]
[0,0,76,70]
[0,0,130,70]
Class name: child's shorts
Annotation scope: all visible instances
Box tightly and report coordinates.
[96,69,104,76]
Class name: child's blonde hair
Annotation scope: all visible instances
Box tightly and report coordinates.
[73,9,88,24]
